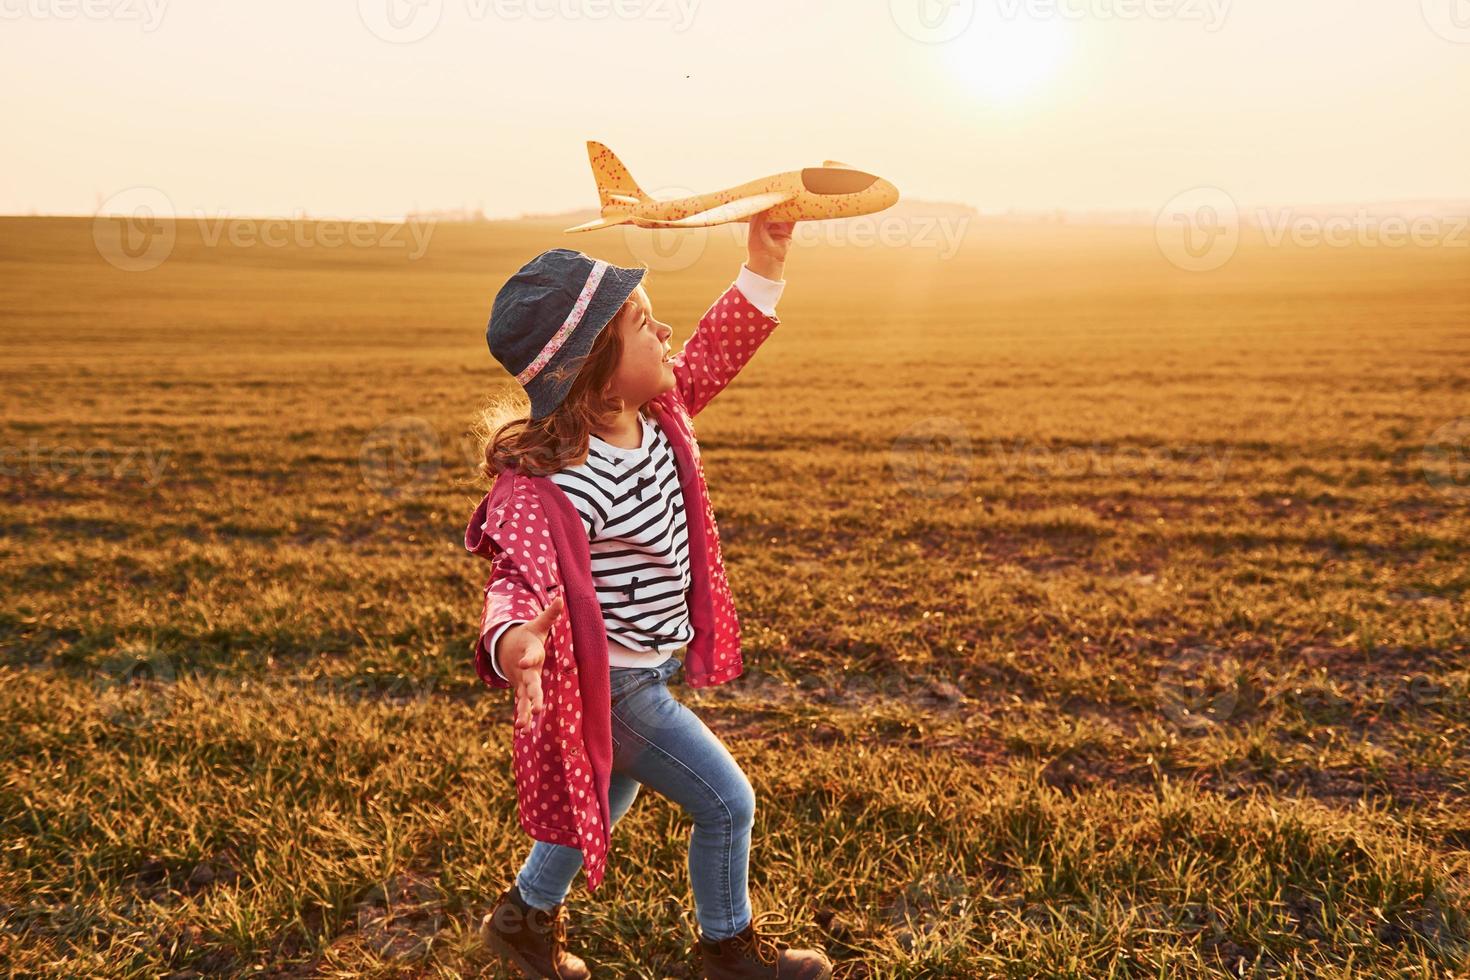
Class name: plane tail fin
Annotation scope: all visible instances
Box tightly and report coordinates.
[586,141,651,212]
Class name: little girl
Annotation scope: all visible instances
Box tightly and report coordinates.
[464,213,832,980]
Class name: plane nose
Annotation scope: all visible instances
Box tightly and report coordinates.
[876,177,900,207]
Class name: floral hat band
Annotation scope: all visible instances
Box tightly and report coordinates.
[486,248,647,420]
[515,259,608,385]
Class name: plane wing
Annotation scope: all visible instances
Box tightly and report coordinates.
[641,191,794,228]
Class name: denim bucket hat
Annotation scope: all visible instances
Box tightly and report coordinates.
[486,248,647,420]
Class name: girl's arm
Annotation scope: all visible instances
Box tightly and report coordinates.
[667,212,794,417]
[475,555,545,691]
[466,484,552,692]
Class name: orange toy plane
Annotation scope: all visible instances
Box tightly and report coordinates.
[565,141,900,233]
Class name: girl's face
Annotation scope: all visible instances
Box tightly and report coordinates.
[607,284,674,407]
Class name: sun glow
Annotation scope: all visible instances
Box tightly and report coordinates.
[945,13,1072,103]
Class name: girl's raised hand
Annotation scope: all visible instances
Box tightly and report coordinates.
[747,210,794,281]
[498,594,564,733]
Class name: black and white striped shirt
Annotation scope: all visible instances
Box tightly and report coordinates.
[488,411,693,678]
[553,413,694,655]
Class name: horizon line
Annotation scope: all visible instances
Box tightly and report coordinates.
[7,195,1470,226]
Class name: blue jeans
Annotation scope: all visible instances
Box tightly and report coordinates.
[513,655,756,942]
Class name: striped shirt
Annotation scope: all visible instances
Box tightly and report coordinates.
[553,413,694,658]
[488,411,692,677]
[487,263,785,682]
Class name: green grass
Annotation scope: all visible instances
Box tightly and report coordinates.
[0,215,1466,977]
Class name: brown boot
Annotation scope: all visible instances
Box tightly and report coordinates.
[696,913,833,980]
[479,882,591,979]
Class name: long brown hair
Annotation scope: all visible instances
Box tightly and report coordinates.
[474,297,635,480]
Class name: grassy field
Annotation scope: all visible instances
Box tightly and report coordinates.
[1,213,1466,978]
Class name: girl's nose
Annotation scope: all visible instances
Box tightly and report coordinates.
[657,322,672,343]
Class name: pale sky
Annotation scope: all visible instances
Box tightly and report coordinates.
[3,0,1466,219]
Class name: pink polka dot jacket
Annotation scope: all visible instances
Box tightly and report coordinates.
[464,283,779,892]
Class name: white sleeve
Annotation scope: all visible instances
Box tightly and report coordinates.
[488,620,528,682]
[734,264,785,318]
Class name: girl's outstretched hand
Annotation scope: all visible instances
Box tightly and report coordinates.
[497,594,564,733]
[747,210,794,281]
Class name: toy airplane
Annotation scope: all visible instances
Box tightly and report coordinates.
[564,141,900,233]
